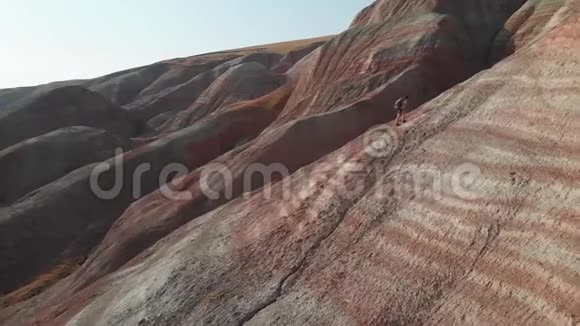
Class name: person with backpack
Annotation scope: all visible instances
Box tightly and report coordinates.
[394,96,409,126]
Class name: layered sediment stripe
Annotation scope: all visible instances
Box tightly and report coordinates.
[432,278,569,325]
[240,10,580,323]
[275,11,474,126]
[457,268,574,322]
[491,0,568,60]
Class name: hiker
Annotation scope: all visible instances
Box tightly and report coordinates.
[394,96,408,126]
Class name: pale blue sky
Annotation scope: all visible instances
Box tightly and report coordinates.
[0,0,370,88]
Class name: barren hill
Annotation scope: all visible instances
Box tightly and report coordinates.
[0,1,578,325]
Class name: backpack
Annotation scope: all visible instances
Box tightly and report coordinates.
[394,98,405,111]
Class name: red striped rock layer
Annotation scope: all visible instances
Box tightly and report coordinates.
[272,0,523,127]
[491,0,572,61]
[0,85,292,302]
[0,43,320,300]
[126,52,288,127]
[35,11,502,300]
[0,0,526,316]
[41,83,403,299]
[159,62,286,132]
[351,0,525,28]
[10,5,580,326]
[16,1,525,298]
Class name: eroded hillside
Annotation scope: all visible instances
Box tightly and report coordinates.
[0,0,578,325]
